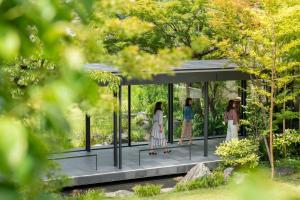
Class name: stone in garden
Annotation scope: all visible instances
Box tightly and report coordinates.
[275,166,295,176]
[224,167,234,181]
[105,190,133,197]
[179,163,211,184]
[161,187,174,193]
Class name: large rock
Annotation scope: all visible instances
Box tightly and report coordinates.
[224,167,234,181]
[179,163,211,184]
[105,190,133,198]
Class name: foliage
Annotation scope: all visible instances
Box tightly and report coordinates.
[110,0,213,59]
[275,158,300,172]
[273,129,300,158]
[0,0,194,199]
[67,189,105,200]
[216,139,260,169]
[133,184,161,197]
[210,0,300,177]
[176,170,225,191]
[239,95,267,137]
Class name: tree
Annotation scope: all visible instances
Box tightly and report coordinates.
[210,0,300,177]
[102,0,215,59]
[0,0,192,199]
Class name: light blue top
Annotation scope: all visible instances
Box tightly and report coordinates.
[183,106,193,121]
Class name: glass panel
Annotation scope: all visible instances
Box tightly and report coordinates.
[173,81,239,141]
[65,104,85,149]
[90,87,114,147]
[131,84,168,144]
[208,81,239,136]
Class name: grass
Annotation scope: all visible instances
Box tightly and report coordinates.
[122,186,233,200]
[67,178,300,200]
[65,163,300,200]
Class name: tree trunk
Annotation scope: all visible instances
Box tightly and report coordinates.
[269,68,275,179]
[283,83,287,157]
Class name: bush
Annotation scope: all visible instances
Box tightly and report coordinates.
[275,158,300,172]
[175,170,225,191]
[273,129,300,158]
[215,138,259,169]
[71,189,105,200]
[133,184,161,197]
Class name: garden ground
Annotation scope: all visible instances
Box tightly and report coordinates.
[66,169,300,200]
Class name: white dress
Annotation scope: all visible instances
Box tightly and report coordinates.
[149,110,167,147]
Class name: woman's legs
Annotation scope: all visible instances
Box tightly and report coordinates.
[149,137,157,154]
[186,122,192,144]
[179,121,186,144]
[226,121,232,141]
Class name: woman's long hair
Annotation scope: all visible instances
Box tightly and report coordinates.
[185,98,192,107]
[154,101,162,114]
[226,100,235,112]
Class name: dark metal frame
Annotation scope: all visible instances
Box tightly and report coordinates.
[168,83,174,143]
[85,115,91,152]
[203,82,209,157]
[113,91,118,167]
[118,85,122,169]
[128,85,132,146]
[241,80,247,136]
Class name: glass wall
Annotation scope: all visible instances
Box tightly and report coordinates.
[173,81,239,140]
[130,84,168,145]
[90,87,114,147]
[64,104,86,149]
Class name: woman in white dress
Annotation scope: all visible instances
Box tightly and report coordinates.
[224,100,239,141]
[149,102,170,155]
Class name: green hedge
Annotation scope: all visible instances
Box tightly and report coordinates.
[215,138,259,169]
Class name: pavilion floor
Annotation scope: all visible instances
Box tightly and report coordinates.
[49,138,224,187]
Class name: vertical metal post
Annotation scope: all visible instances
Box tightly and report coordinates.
[204,82,209,157]
[128,85,131,146]
[118,85,122,169]
[168,83,174,143]
[113,91,118,167]
[85,114,91,152]
[241,80,247,137]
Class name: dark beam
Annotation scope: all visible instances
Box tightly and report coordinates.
[85,114,91,152]
[128,85,131,146]
[168,84,174,143]
[113,92,118,167]
[118,86,122,169]
[241,80,247,137]
[204,82,209,157]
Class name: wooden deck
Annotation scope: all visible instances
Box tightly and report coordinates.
[49,138,224,187]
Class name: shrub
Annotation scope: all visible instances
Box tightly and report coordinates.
[275,158,300,172]
[175,170,225,191]
[215,138,259,169]
[273,129,300,158]
[133,184,161,197]
[71,189,105,200]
